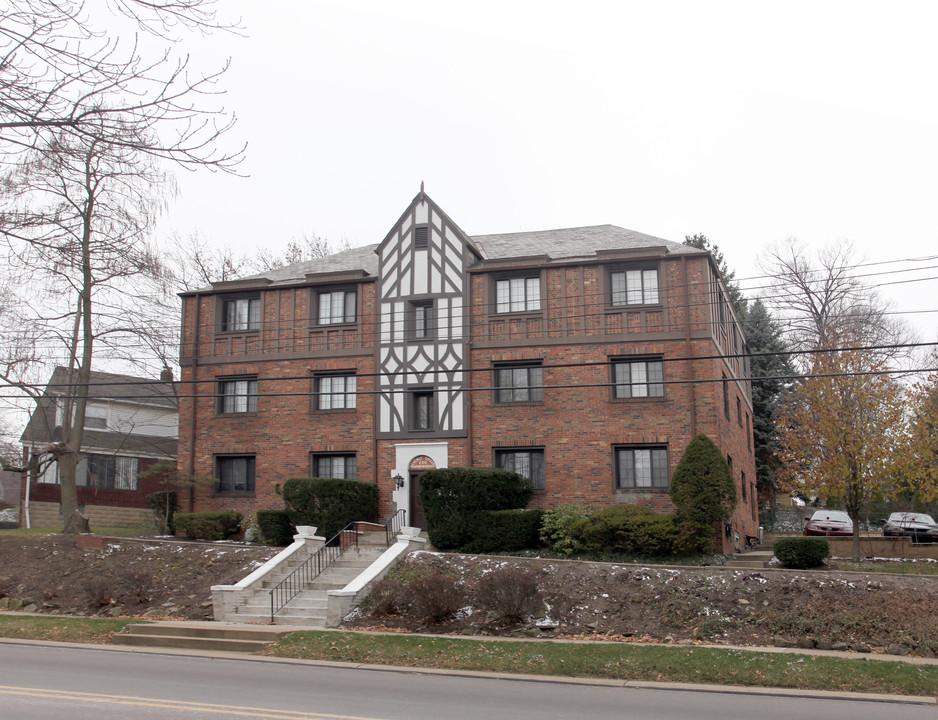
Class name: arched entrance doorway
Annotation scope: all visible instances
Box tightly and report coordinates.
[408,455,436,530]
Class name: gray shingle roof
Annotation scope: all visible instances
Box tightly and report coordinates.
[234,224,694,286]
[471,224,695,261]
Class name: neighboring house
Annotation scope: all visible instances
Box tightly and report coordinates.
[0,469,21,510]
[20,367,179,528]
[178,189,758,552]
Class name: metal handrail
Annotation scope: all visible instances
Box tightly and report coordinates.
[269,525,359,621]
[268,511,407,621]
[385,508,406,546]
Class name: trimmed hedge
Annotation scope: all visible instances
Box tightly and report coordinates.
[256,509,294,546]
[570,504,698,556]
[146,490,177,535]
[419,467,533,551]
[281,477,378,539]
[773,537,830,568]
[174,510,242,541]
[465,508,544,554]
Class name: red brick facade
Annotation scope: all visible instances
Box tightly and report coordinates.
[178,196,758,553]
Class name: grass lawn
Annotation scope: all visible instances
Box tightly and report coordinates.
[0,615,138,643]
[265,631,938,698]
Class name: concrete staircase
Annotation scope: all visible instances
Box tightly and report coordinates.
[112,622,291,653]
[230,544,386,625]
[725,548,774,569]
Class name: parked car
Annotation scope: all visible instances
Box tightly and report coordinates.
[803,510,853,536]
[882,512,938,543]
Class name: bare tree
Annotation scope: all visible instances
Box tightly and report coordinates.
[0,0,243,170]
[0,125,171,530]
[252,233,353,272]
[759,238,914,363]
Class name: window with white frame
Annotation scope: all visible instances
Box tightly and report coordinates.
[495,277,541,313]
[84,404,108,429]
[610,268,659,306]
[215,455,255,494]
[318,289,357,324]
[316,374,356,410]
[495,363,544,403]
[612,358,664,399]
[615,446,669,489]
[218,377,258,413]
[221,296,261,332]
[312,453,357,480]
[496,448,545,491]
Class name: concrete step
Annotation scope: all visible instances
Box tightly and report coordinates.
[274,612,326,626]
[113,633,272,653]
[112,623,290,653]
[125,624,283,641]
[725,550,773,569]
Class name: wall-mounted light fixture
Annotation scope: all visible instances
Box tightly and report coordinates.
[393,473,405,490]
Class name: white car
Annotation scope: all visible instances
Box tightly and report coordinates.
[803,510,853,537]
[882,512,938,543]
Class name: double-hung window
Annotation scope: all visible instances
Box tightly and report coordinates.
[410,301,434,340]
[495,363,544,403]
[615,446,669,489]
[318,289,357,324]
[612,358,664,399]
[216,456,255,494]
[496,449,545,491]
[221,296,261,332]
[495,277,540,313]
[79,454,139,490]
[316,374,356,410]
[218,377,258,413]
[610,268,659,305]
[313,453,357,480]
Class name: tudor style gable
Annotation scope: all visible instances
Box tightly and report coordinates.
[375,189,478,438]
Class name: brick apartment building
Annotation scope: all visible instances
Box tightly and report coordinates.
[178,189,758,552]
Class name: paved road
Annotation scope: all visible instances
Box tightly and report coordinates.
[0,643,934,720]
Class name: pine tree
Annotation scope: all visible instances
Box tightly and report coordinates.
[742,299,795,504]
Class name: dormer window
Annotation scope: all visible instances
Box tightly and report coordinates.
[495,277,541,313]
[610,268,659,306]
[221,295,261,332]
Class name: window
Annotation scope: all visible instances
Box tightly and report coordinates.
[496,449,545,491]
[412,390,434,431]
[615,446,669,489]
[612,358,664,399]
[414,224,429,249]
[495,277,540,313]
[216,456,255,494]
[736,397,742,426]
[610,268,659,306]
[723,374,730,419]
[495,363,543,403]
[79,454,138,490]
[218,377,258,414]
[221,296,260,332]
[409,301,434,340]
[746,412,752,451]
[84,404,108,430]
[318,289,357,324]
[741,468,747,502]
[316,374,356,410]
[312,454,357,480]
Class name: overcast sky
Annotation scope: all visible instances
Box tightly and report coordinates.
[164,1,937,344]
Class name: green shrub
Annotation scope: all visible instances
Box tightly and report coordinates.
[570,505,687,556]
[146,490,177,535]
[282,477,378,539]
[174,511,242,541]
[255,510,294,546]
[773,537,830,568]
[465,508,544,554]
[669,433,737,552]
[540,504,595,555]
[419,467,533,551]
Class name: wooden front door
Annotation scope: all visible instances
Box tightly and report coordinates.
[409,471,427,530]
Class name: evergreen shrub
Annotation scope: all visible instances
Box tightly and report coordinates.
[255,509,294,546]
[773,537,829,568]
[466,508,543,553]
[571,504,682,556]
[418,467,533,551]
[174,510,242,541]
[282,477,378,539]
[669,433,737,552]
[539,504,594,555]
[146,490,177,535]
